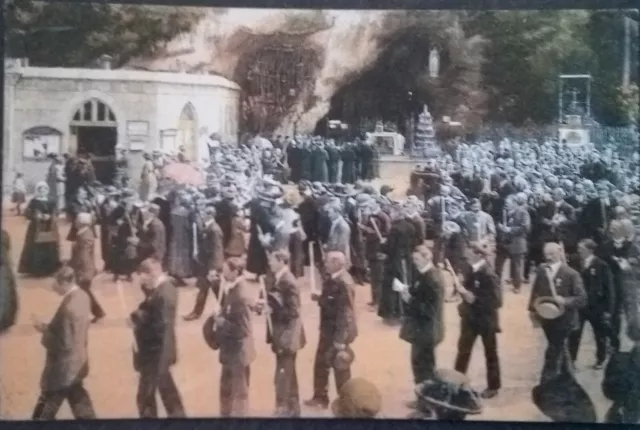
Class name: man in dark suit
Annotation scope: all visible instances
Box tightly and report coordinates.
[305,251,357,409]
[454,244,503,399]
[130,258,185,418]
[70,212,105,323]
[184,207,224,321]
[568,239,615,369]
[213,257,256,417]
[528,243,587,384]
[265,250,306,417]
[496,193,531,293]
[579,185,617,246]
[137,205,167,266]
[399,245,445,408]
[325,203,352,269]
[489,172,517,221]
[32,266,96,420]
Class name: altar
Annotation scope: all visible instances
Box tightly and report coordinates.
[366,131,405,156]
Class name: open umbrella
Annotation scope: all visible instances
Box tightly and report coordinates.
[163,162,204,186]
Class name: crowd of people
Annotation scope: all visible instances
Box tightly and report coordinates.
[2,133,640,422]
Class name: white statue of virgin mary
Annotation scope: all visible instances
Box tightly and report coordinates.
[429,48,440,78]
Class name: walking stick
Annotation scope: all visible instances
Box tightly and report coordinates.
[117,280,139,355]
[258,275,273,337]
[309,242,320,297]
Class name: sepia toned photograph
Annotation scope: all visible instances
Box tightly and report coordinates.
[1,2,639,423]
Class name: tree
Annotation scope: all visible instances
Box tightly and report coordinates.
[4,0,205,67]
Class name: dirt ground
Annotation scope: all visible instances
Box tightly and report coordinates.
[0,161,625,421]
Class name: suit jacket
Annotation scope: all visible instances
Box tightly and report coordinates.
[579,256,615,316]
[528,263,587,333]
[361,212,391,260]
[505,206,531,254]
[198,219,224,274]
[399,267,445,346]
[536,201,576,244]
[580,197,618,241]
[215,279,256,366]
[131,278,179,372]
[70,228,97,284]
[138,218,167,263]
[267,270,306,354]
[319,271,357,345]
[491,181,517,220]
[225,215,247,257]
[40,288,91,391]
[326,217,351,267]
[459,263,502,333]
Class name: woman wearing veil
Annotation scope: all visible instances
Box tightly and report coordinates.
[18,182,62,277]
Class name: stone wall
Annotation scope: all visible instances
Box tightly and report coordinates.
[4,65,240,193]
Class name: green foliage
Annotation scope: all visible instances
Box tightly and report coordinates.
[4,0,205,67]
[463,10,637,126]
[617,83,639,123]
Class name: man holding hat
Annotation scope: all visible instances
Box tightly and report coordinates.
[399,245,445,407]
[305,251,357,409]
[528,242,587,384]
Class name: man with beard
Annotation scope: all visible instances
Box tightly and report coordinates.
[528,243,587,384]
[454,244,502,399]
[305,251,357,410]
[130,258,185,418]
[568,239,615,369]
[379,204,418,324]
[398,245,445,408]
[495,193,531,294]
[183,206,224,321]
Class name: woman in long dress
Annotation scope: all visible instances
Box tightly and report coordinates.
[139,153,157,202]
[18,182,62,277]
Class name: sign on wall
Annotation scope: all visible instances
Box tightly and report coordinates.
[127,121,149,151]
[22,126,63,160]
[160,129,178,152]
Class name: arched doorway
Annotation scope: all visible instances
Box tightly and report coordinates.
[177,103,197,161]
[70,98,118,184]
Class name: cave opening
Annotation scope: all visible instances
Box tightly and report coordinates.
[314,29,446,141]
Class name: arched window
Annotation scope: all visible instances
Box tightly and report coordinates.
[71,98,117,126]
[177,103,198,160]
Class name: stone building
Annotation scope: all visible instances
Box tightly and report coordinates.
[3,57,241,192]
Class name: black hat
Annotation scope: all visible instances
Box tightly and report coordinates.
[415,369,482,416]
[202,315,220,351]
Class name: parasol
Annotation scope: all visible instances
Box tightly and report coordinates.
[163,162,205,186]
